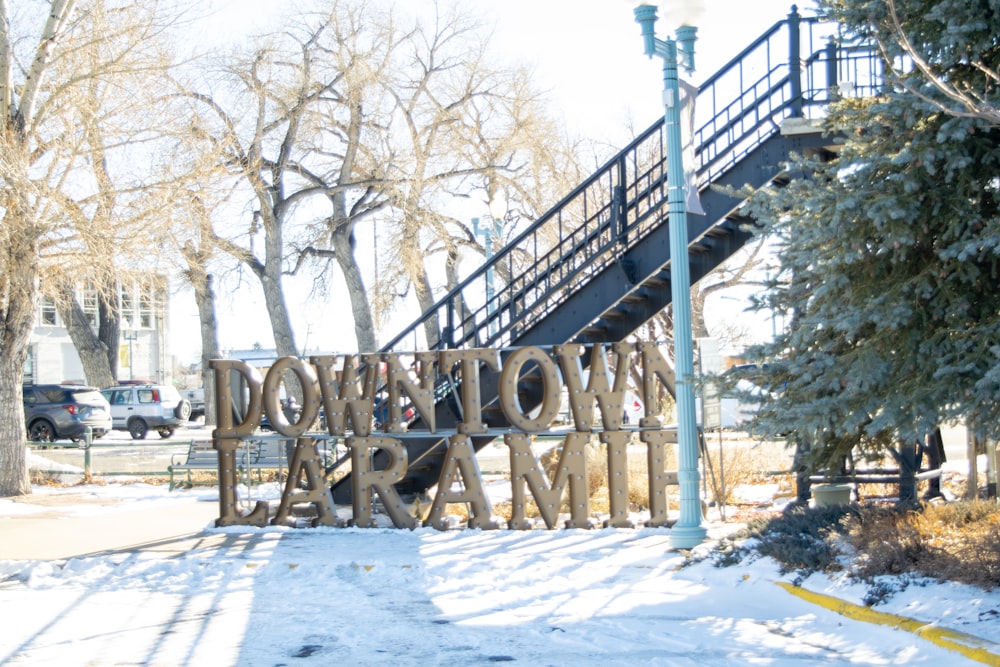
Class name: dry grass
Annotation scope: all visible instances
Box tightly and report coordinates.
[848,501,1000,589]
[30,470,176,487]
[581,440,659,514]
[29,469,64,485]
[739,500,1000,594]
[701,434,795,506]
[485,431,793,523]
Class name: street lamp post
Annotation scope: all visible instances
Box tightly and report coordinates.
[122,319,138,381]
[632,2,707,548]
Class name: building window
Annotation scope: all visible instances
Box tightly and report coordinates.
[139,281,154,328]
[39,296,58,326]
[120,283,135,328]
[24,345,35,384]
[81,283,99,328]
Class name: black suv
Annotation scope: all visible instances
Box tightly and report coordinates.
[23,384,113,442]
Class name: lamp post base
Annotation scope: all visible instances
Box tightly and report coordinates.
[669,524,708,549]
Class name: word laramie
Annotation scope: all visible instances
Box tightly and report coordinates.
[209,342,686,530]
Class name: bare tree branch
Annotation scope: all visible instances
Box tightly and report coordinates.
[880,0,1000,126]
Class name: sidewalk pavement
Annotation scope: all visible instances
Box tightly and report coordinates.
[0,492,226,560]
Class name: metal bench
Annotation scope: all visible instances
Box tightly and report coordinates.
[168,442,220,490]
[244,437,346,485]
[168,439,286,490]
[242,439,290,484]
[169,437,340,490]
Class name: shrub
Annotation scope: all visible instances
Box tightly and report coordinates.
[847,507,926,579]
[743,504,857,573]
[739,501,1000,594]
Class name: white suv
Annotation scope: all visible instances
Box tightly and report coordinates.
[101,384,192,439]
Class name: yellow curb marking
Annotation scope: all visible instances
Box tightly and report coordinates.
[776,581,1000,666]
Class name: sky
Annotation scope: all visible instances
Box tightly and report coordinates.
[3,472,1000,665]
[172,0,817,364]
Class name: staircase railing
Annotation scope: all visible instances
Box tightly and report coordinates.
[380,8,882,357]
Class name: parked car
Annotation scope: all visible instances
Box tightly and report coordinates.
[23,384,113,443]
[258,398,306,432]
[101,384,192,439]
[179,388,205,420]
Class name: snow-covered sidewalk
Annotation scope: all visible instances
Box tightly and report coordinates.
[2,483,1000,665]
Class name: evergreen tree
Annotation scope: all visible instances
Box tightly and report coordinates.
[741,0,1000,473]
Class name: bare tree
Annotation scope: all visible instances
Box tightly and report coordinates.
[379,4,576,349]
[691,237,769,344]
[145,99,239,425]
[0,0,183,497]
[175,194,224,426]
[32,0,187,389]
[181,4,394,357]
[52,279,117,389]
[181,1,562,356]
[879,0,1000,127]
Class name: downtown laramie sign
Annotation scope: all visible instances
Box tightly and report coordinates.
[211,342,684,531]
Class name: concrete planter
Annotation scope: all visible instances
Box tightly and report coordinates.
[812,483,852,507]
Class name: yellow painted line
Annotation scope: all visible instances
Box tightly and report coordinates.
[776,581,1000,666]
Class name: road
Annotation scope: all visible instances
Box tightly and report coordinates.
[28,423,213,478]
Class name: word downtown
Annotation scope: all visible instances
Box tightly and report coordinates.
[211,342,687,531]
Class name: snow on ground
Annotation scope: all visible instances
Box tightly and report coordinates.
[3,482,1000,665]
[25,450,84,474]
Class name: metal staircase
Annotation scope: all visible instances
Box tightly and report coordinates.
[332,8,885,500]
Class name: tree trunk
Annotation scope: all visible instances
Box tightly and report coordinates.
[0,362,29,497]
[443,246,473,344]
[691,287,710,339]
[413,267,439,349]
[55,283,115,388]
[393,220,440,349]
[192,273,221,425]
[260,270,297,357]
[331,224,377,352]
[260,208,298,361]
[0,222,40,497]
[97,289,120,379]
[258,261,304,404]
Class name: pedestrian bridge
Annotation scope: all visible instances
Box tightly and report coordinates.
[333,7,884,499]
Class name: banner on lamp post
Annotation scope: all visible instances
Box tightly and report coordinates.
[679,80,705,216]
